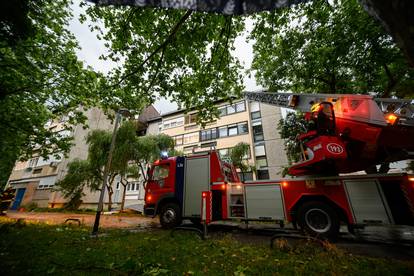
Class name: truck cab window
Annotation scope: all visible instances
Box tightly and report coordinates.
[152,165,169,181]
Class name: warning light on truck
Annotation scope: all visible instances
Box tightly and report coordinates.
[385,113,398,125]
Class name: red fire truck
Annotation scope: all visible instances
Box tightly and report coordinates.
[144,92,414,239]
[144,150,414,239]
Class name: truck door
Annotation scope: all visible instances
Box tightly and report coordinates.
[151,163,174,193]
[183,156,210,218]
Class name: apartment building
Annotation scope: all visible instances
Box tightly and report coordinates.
[7,106,159,210]
[146,99,289,180]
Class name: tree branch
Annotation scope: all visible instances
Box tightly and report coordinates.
[113,10,193,88]
[144,46,165,94]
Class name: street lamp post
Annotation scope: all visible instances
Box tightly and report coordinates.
[92,108,130,235]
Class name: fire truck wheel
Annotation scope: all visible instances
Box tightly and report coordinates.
[159,203,182,229]
[297,201,340,240]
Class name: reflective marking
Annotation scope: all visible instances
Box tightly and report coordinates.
[326,143,344,154]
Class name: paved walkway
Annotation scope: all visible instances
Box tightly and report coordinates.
[5,211,159,229]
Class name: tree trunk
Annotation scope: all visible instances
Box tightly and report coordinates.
[120,178,127,212]
[106,173,117,211]
[107,186,113,211]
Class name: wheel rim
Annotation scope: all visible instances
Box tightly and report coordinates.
[304,208,331,233]
[162,208,176,224]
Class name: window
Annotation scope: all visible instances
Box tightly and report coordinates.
[116,182,120,190]
[255,144,266,157]
[219,126,228,137]
[236,101,246,112]
[127,184,131,191]
[152,165,169,181]
[227,105,236,115]
[163,117,184,129]
[174,135,183,145]
[184,113,197,125]
[219,107,227,117]
[183,132,199,144]
[256,156,268,168]
[237,122,248,134]
[257,169,269,180]
[219,146,250,159]
[200,128,218,142]
[250,101,260,112]
[217,101,246,118]
[131,183,136,191]
[253,124,264,142]
[228,125,238,136]
[33,168,42,174]
[251,111,261,120]
[28,157,39,168]
[239,172,253,181]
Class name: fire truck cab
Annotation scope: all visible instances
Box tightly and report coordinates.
[144,151,237,228]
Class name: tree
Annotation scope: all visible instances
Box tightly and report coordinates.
[86,129,121,211]
[277,112,309,176]
[56,119,176,211]
[55,159,98,210]
[230,142,251,181]
[0,0,95,188]
[0,0,152,189]
[132,134,175,184]
[83,4,245,124]
[250,0,414,97]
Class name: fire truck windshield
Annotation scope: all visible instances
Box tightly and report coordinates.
[152,165,169,181]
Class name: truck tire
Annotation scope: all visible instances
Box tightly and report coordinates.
[297,201,340,240]
[159,203,182,229]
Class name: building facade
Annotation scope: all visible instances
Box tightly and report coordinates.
[7,106,159,211]
[146,99,289,180]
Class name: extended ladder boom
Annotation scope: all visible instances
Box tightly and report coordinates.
[244,91,414,127]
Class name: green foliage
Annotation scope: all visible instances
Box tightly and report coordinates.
[86,129,113,178]
[0,0,101,188]
[250,0,414,97]
[0,221,412,275]
[56,122,175,208]
[230,142,251,172]
[168,149,184,157]
[229,142,254,181]
[55,159,96,209]
[83,5,245,124]
[277,112,308,166]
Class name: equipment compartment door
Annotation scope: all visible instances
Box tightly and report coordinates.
[183,156,210,217]
[344,180,392,224]
[244,184,285,220]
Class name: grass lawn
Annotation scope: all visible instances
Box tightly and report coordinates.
[0,217,413,275]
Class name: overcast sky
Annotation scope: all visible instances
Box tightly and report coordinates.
[68,0,261,114]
